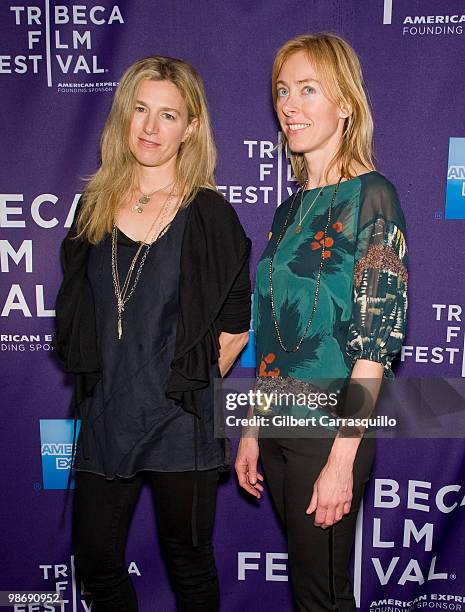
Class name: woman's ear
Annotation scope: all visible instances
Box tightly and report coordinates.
[183,117,199,142]
[339,100,353,120]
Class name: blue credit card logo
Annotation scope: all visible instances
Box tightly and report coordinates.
[40,419,80,490]
[445,137,465,219]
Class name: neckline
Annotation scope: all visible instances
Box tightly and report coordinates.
[302,170,377,193]
[115,207,183,246]
[116,227,150,247]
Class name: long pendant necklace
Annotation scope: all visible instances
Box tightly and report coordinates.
[269,177,342,353]
[132,180,175,213]
[112,188,175,339]
[295,184,325,234]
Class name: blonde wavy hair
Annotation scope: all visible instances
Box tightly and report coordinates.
[77,56,217,243]
[272,33,375,185]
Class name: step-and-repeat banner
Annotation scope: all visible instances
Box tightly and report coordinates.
[2,1,465,610]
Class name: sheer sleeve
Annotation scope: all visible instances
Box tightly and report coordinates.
[347,174,408,377]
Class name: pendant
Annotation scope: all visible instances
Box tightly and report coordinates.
[295,225,302,234]
[132,195,150,214]
[117,301,124,339]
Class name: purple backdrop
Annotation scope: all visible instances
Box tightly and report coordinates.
[2,1,465,611]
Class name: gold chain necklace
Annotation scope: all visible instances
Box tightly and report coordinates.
[132,180,175,213]
[269,178,342,353]
[112,188,175,339]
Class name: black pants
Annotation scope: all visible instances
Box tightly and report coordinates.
[259,436,375,612]
[73,469,219,612]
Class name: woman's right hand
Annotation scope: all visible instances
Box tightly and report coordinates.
[235,437,264,499]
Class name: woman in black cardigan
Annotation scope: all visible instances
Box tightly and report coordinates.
[54,56,250,612]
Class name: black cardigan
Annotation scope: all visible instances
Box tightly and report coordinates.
[53,188,251,419]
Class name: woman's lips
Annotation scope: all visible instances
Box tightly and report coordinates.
[138,137,160,149]
[287,124,310,135]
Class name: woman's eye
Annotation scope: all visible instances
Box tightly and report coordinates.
[277,87,288,98]
[162,113,175,120]
[303,86,316,94]
[135,106,146,113]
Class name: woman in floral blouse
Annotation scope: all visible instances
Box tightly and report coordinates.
[235,34,407,611]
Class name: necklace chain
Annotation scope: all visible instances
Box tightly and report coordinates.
[132,179,175,213]
[269,178,342,353]
[296,182,324,234]
[112,188,176,339]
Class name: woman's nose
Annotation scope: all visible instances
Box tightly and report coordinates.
[143,114,158,135]
[281,95,298,116]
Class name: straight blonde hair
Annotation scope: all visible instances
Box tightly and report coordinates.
[272,33,375,185]
[77,56,217,244]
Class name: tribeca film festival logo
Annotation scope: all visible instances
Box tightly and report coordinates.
[383,0,464,36]
[0,3,124,93]
[366,478,465,612]
[400,303,465,374]
[218,133,296,207]
[11,556,142,611]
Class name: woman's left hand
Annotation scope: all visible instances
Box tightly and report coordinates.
[306,461,353,528]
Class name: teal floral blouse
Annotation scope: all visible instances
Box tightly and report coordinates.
[253,171,408,395]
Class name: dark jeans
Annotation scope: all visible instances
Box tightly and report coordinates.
[73,469,219,612]
[259,436,375,612]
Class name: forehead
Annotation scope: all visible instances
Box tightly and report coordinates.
[135,78,187,111]
[277,50,320,82]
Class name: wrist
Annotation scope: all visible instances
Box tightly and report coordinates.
[240,429,259,441]
[327,437,360,468]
